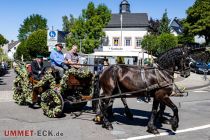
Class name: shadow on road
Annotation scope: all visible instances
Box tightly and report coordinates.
[0,78,6,85]
[112,108,174,133]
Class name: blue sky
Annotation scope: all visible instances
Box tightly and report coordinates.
[0,0,195,41]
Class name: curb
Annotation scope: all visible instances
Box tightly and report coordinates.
[185,80,210,90]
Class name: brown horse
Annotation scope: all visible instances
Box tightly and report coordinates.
[97,47,191,134]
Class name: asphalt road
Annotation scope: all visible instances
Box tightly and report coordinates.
[0,70,15,91]
[0,70,210,140]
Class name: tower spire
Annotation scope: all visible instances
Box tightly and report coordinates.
[120,0,131,13]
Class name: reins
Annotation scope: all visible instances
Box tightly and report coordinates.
[69,65,177,105]
[68,82,173,105]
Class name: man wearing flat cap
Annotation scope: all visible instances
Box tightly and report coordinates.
[31,54,44,80]
[50,43,68,78]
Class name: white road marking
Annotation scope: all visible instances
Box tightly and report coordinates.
[193,90,208,93]
[118,124,210,140]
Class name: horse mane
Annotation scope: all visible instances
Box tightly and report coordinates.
[157,46,187,69]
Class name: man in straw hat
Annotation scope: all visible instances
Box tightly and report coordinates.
[50,43,68,78]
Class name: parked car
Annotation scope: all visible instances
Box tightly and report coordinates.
[190,61,209,74]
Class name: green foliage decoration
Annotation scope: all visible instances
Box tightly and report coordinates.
[60,67,93,92]
[41,89,64,118]
[34,69,56,89]
[33,69,63,118]
[13,62,29,105]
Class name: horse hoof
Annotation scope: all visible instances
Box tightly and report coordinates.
[147,128,159,134]
[172,124,179,131]
[170,117,179,131]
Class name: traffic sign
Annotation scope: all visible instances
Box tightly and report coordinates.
[49,31,56,38]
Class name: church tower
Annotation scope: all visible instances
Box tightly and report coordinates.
[119,0,131,13]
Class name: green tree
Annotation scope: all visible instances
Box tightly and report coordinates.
[177,35,194,45]
[157,33,178,54]
[18,14,47,41]
[176,18,194,45]
[62,14,76,32]
[0,34,8,46]
[158,9,170,34]
[65,2,111,53]
[184,0,210,45]
[141,34,158,55]
[0,38,9,61]
[26,29,48,58]
[15,41,31,60]
[148,18,160,35]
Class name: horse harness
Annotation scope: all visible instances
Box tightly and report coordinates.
[113,65,174,101]
[68,65,183,105]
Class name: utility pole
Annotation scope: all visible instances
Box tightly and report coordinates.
[120,14,123,46]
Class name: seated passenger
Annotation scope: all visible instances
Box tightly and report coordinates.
[65,45,80,69]
[50,43,68,78]
[31,55,44,80]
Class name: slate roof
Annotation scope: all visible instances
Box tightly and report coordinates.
[170,18,183,35]
[8,41,20,50]
[106,13,149,28]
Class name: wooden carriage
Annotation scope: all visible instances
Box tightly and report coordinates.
[13,62,98,118]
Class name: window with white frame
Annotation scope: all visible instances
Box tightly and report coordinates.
[113,37,119,46]
[135,37,142,48]
[125,37,131,46]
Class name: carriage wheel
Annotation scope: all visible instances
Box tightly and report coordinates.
[13,77,27,105]
[41,89,64,118]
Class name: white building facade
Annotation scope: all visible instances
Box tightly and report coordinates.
[7,41,20,60]
[1,41,20,60]
[103,27,147,52]
[95,0,149,65]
